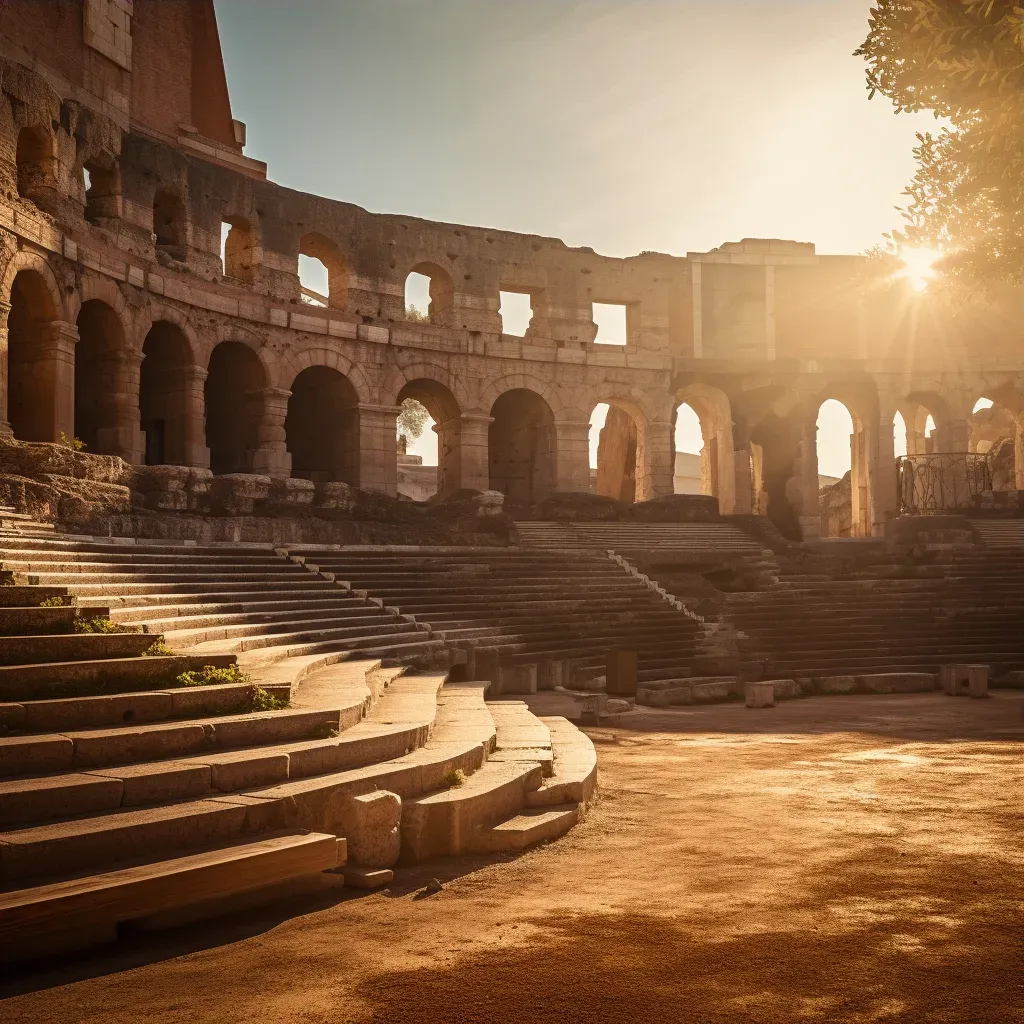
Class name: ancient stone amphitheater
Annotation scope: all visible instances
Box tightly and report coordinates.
[1,1,1024,964]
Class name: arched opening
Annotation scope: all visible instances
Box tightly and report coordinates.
[285,367,359,482]
[590,402,641,503]
[816,398,856,538]
[222,216,259,284]
[16,127,54,202]
[969,392,1022,491]
[396,379,461,501]
[405,263,454,326]
[140,322,193,466]
[489,389,555,505]
[672,385,736,512]
[900,392,951,455]
[7,269,59,441]
[205,342,266,475]
[82,157,120,224]
[74,300,128,454]
[298,233,347,309]
[672,403,703,494]
[153,189,186,258]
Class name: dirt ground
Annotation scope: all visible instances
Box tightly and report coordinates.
[3,692,1022,1024]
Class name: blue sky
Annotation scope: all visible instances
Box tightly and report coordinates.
[213,0,936,476]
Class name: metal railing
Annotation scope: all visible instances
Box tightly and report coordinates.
[897,452,992,515]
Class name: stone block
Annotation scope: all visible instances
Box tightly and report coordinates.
[208,474,271,515]
[857,673,935,694]
[340,790,401,869]
[497,663,537,695]
[535,659,571,691]
[260,477,315,515]
[941,664,989,698]
[745,682,775,708]
[132,464,192,511]
[606,648,638,697]
[813,675,857,695]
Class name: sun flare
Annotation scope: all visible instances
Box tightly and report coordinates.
[899,247,943,292]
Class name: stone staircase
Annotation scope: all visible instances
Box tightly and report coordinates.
[726,549,1024,680]
[283,546,708,693]
[0,532,597,964]
[969,518,1024,548]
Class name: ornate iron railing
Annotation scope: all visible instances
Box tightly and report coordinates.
[896,452,992,515]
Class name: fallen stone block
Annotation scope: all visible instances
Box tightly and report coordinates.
[857,672,935,694]
[813,675,857,696]
[341,790,401,869]
[342,866,393,889]
[745,682,774,709]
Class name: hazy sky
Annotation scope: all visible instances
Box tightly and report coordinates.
[213,0,936,476]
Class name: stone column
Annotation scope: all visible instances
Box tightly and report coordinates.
[642,419,676,500]
[794,415,821,540]
[250,386,292,477]
[0,299,12,437]
[182,365,211,468]
[436,412,492,497]
[869,409,898,536]
[95,353,145,464]
[355,403,400,495]
[932,419,971,454]
[39,320,78,442]
[554,417,592,494]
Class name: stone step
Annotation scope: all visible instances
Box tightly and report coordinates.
[0,704,344,777]
[0,631,157,667]
[2,679,294,734]
[0,653,237,702]
[60,580,341,598]
[191,620,424,655]
[0,605,109,636]
[472,804,579,853]
[122,601,379,633]
[235,635,450,669]
[0,586,71,609]
[163,613,408,649]
[400,759,544,860]
[527,717,598,808]
[0,831,341,963]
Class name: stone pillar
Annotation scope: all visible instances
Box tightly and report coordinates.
[95,353,145,464]
[0,299,12,437]
[437,412,491,497]
[869,411,897,537]
[795,415,821,540]
[182,365,211,468]
[250,386,292,477]
[643,419,676,499]
[38,320,78,442]
[932,419,971,453]
[355,403,400,495]
[554,417,592,494]
[732,444,754,514]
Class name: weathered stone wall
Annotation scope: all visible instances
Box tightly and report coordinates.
[1,3,1024,542]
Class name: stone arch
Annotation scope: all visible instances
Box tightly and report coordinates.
[404,261,455,327]
[899,389,954,454]
[15,125,56,204]
[69,273,132,332]
[298,232,348,310]
[674,383,736,513]
[489,388,557,505]
[278,346,374,404]
[285,365,360,483]
[6,264,63,441]
[379,362,470,412]
[140,320,198,466]
[205,341,268,475]
[478,374,568,420]
[75,298,136,456]
[1,249,64,321]
[396,377,463,501]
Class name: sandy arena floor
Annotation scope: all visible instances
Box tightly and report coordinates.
[2,691,1022,1024]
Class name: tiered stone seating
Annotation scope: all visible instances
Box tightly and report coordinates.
[0,535,449,668]
[284,546,706,692]
[0,534,597,963]
[727,549,1024,681]
[515,520,766,554]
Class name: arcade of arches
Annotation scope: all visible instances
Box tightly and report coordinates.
[3,267,1023,537]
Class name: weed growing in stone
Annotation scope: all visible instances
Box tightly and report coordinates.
[58,431,86,451]
[176,664,251,688]
[142,639,174,657]
[248,685,290,712]
[38,595,67,607]
[74,616,139,634]
[444,768,467,788]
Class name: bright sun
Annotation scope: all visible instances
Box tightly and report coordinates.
[899,247,943,292]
